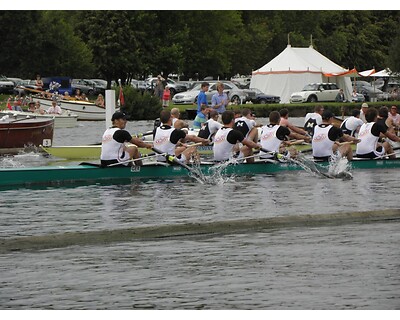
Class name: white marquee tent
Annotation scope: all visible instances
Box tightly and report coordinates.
[250,45,353,103]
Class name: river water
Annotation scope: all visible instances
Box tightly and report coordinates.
[0,119,399,310]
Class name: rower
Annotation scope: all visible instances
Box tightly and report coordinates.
[213,110,261,163]
[100,111,153,167]
[340,109,364,137]
[198,110,223,142]
[260,111,310,159]
[356,107,400,159]
[233,108,260,143]
[279,108,309,137]
[153,109,209,164]
[304,105,324,137]
[312,110,359,161]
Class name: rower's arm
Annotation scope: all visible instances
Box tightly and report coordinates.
[342,134,360,143]
[385,131,400,142]
[242,138,261,149]
[185,135,209,145]
[130,137,153,149]
[288,131,311,143]
[287,123,308,136]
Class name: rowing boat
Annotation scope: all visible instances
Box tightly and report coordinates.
[40,145,215,159]
[1,158,399,188]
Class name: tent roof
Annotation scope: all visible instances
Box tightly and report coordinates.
[252,45,348,75]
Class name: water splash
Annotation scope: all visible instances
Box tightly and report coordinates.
[0,155,23,168]
[188,161,236,185]
[327,154,353,180]
[288,153,352,180]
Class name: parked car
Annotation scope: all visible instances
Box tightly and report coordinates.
[352,80,387,101]
[172,83,202,104]
[145,77,188,96]
[130,79,147,92]
[0,75,15,94]
[90,79,108,94]
[290,83,340,103]
[244,88,280,104]
[172,81,247,105]
[72,79,99,96]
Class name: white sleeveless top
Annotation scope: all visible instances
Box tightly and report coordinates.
[259,124,281,158]
[101,127,125,161]
[312,124,334,158]
[154,126,176,161]
[213,127,235,161]
[356,122,378,155]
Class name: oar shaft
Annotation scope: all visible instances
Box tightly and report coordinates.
[107,152,163,167]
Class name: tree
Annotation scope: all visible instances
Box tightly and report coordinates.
[0,11,94,78]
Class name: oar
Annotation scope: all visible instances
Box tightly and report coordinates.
[107,152,164,167]
[286,139,305,146]
[374,152,397,160]
[151,147,202,179]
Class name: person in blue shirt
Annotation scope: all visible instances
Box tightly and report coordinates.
[193,105,209,129]
[197,82,209,114]
[211,82,229,114]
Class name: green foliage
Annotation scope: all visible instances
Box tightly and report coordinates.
[118,86,162,120]
[0,11,94,78]
[0,10,399,83]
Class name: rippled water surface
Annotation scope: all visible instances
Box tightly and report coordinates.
[0,119,399,309]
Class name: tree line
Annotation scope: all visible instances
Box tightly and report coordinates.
[1,10,399,86]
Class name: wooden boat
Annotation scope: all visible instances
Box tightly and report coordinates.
[32,96,106,121]
[1,157,399,188]
[0,110,78,128]
[0,117,54,155]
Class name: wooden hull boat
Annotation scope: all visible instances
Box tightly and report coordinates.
[32,97,106,121]
[1,158,399,188]
[0,117,54,155]
[0,110,78,128]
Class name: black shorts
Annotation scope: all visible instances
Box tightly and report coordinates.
[356,146,383,159]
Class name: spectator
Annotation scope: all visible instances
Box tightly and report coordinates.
[162,86,171,108]
[154,75,164,102]
[35,75,44,90]
[197,82,209,114]
[335,88,346,102]
[95,94,105,108]
[47,100,62,115]
[211,82,229,114]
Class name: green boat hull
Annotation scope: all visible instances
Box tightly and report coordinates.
[1,158,399,189]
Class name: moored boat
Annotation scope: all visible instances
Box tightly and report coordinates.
[1,157,399,189]
[0,117,54,155]
[0,110,78,128]
[32,96,106,121]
